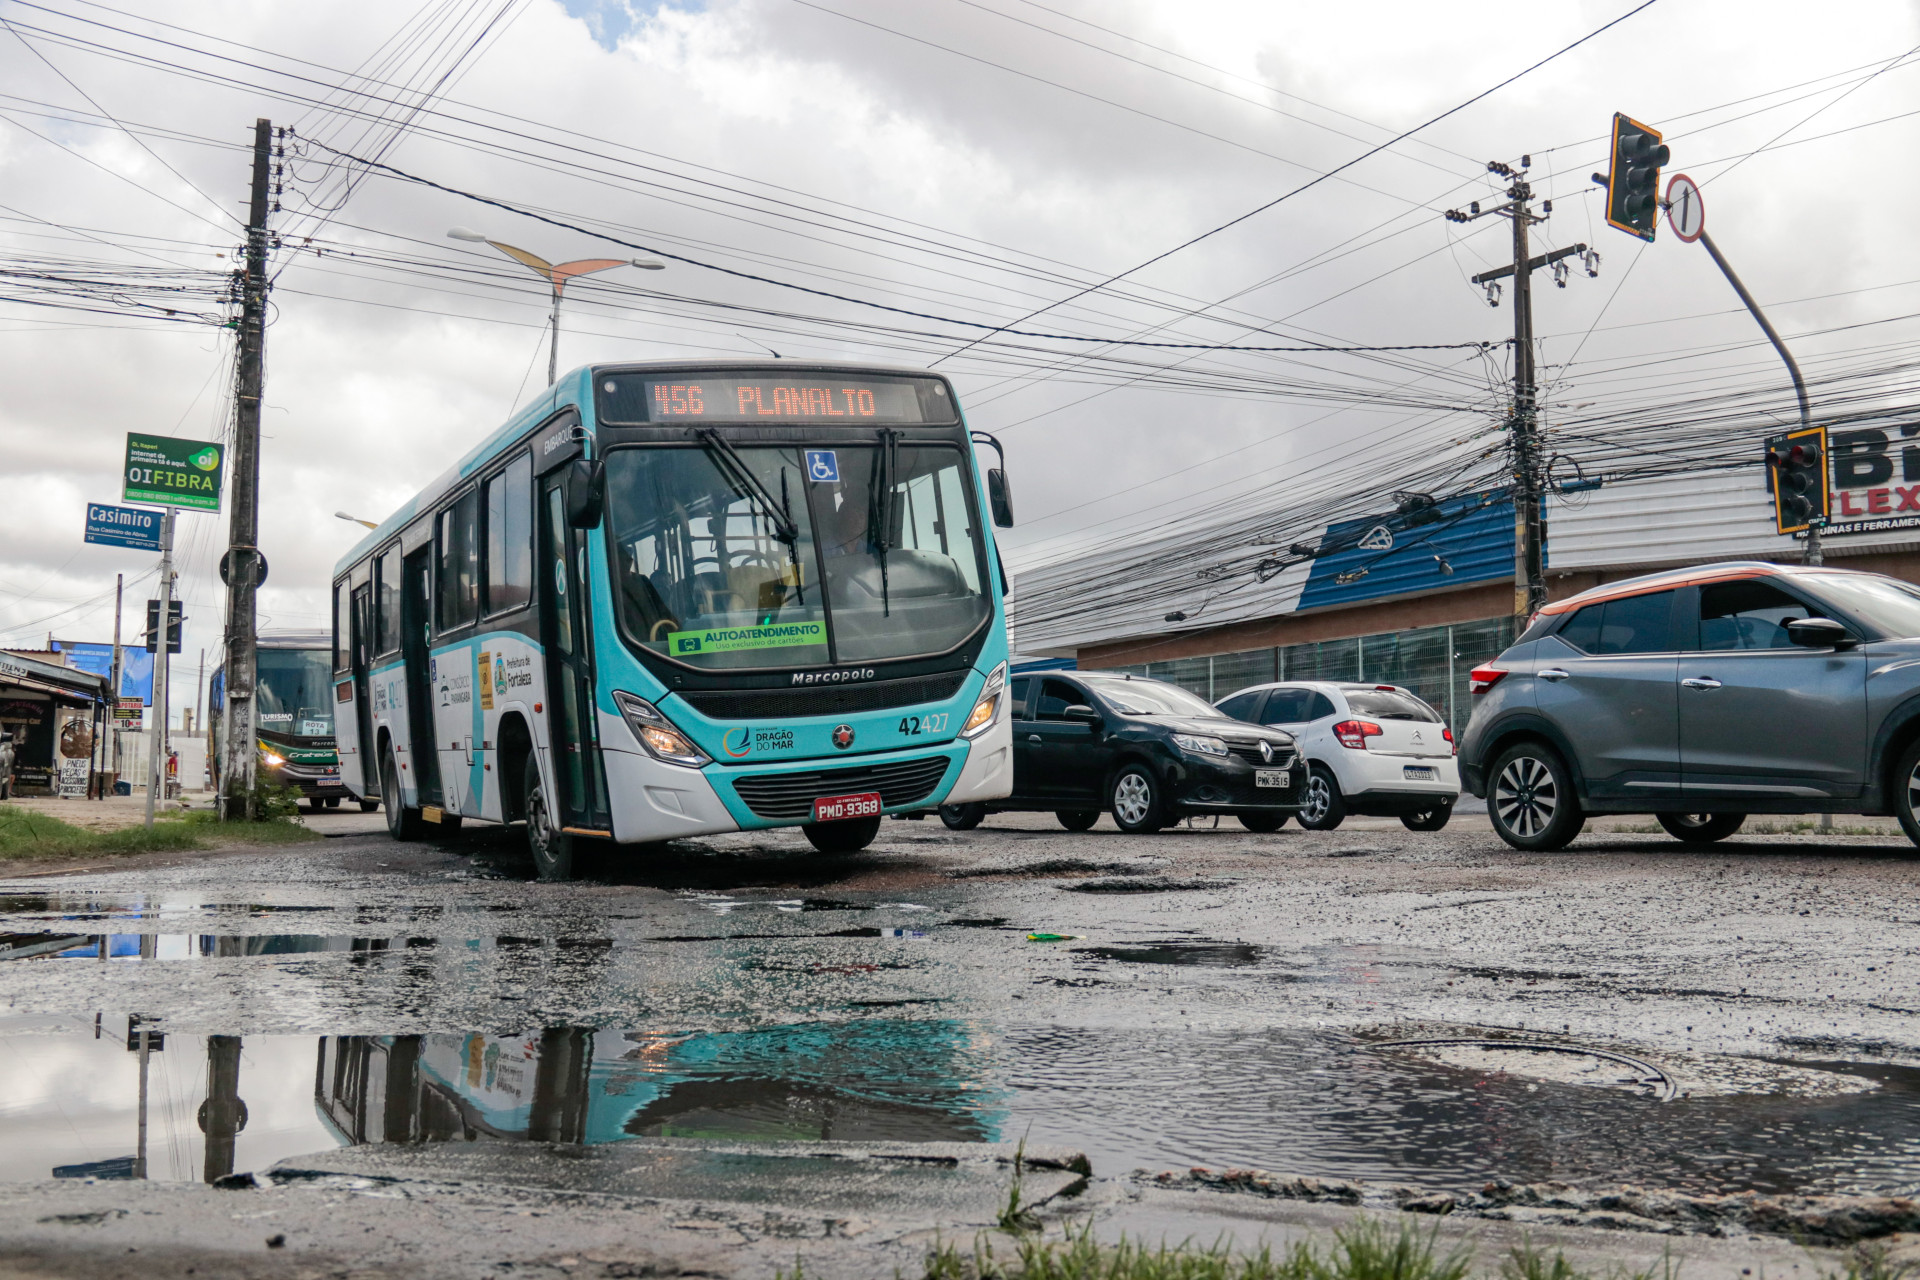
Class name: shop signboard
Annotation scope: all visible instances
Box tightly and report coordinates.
[1821,425,1920,537]
[121,434,224,513]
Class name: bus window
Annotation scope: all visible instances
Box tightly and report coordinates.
[375,545,401,655]
[334,581,351,673]
[486,454,533,616]
[437,491,480,632]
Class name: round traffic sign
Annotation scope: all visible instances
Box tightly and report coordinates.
[1665,173,1704,243]
[218,548,269,588]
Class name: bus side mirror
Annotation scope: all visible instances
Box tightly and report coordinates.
[566,458,605,528]
[987,468,1014,527]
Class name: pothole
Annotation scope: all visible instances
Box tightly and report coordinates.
[1371,1036,1881,1100]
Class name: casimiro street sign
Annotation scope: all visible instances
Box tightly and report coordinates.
[83,502,163,551]
[122,434,224,512]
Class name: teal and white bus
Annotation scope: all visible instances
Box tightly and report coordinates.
[330,361,1015,879]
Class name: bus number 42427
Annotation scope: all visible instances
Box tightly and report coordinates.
[898,714,949,736]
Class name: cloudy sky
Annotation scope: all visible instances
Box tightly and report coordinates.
[4,0,1918,712]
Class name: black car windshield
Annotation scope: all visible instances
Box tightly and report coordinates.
[1085,677,1223,718]
[1342,689,1440,722]
[603,442,989,668]
[1800,572,1920,639]
[257,649,334,737]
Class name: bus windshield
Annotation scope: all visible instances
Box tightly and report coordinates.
[257,649,334,737]
[604,442,990,668]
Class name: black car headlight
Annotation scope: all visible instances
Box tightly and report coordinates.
[612,691,711,768]
[1172,733,1229,758]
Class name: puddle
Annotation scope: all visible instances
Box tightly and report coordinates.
[0,933,624,961]
[0,1020,997,1184]
[6,1020,1919,1198]
[1074,941,1264,967]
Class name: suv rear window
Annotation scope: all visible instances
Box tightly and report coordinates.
[1342,690,1439,721]
[1555,589,1675,655]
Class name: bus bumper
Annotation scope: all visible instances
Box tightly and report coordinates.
[601,743,741,842]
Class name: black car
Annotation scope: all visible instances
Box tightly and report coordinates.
[938,671,1306,833]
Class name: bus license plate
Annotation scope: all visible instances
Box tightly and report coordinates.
[1403,766,1437,780]
[319,770,341,786]
[813,791,882,822]
[1255,769,1288,788]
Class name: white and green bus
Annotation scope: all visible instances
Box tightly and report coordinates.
[331,361,1015,879]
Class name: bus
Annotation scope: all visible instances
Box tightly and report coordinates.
[330,361,1015,879]
[209,630,368,812]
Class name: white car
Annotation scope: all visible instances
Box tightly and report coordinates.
[1215,681,1460,831]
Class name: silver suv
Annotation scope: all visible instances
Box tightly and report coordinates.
[1460,561,1920,851]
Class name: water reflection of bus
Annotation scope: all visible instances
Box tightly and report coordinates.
[328,362,1016,879]
[211,631,370,812]
[315,1022,996,1149]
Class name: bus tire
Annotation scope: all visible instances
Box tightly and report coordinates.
[324,796,341,809]
[939,803,986,830]
[359,799,380,813]
[381,745,423,841]
[524,755,573,881]
[1056,809,1099,832]
[804,816,881,854]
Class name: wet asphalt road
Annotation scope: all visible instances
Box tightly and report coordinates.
[4,808,1919,1200]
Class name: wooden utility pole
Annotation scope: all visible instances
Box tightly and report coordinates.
[219,118,273,820]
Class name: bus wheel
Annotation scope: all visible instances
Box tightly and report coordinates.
[381,746,423,841]
[359,799,380,813]
[804,816,881,854]
[939,803,986,831]
[524,756,574,882]
[324,796,341,809]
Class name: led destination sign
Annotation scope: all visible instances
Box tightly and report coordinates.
[598,371,950,425]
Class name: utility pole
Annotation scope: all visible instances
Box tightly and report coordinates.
[220,117,274,821]
[144,512,174,828]
[109,574,122,791]
[1448,161,1600,620]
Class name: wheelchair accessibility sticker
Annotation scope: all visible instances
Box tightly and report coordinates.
[805,450,839,483]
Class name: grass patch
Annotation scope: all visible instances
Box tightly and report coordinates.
[925,1222,1681,1280]
[0,804,320,861]
[1745,821,1889,837]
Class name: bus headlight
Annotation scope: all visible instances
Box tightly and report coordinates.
[959,662,1006,740]
[612,690,711,768]
[258,745,286,768]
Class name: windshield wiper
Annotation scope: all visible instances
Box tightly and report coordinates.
[692,428,797,545]
[871,428,900,616]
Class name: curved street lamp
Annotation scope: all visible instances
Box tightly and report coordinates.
[448,227,664,385]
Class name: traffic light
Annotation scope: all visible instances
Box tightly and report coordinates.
[144,599,183,654]
[1605,113,1669,241]
[1767,428,1828,535]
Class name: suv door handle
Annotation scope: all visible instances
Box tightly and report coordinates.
[1682,677,1722,690]
[1028,734,1042,742]
[1538,668,1570,682]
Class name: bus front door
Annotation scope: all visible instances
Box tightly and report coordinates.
[350,583,376,795]
[538,476,609,834]
[401,547,442,807]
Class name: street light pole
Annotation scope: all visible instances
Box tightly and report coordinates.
[447,228,664,386]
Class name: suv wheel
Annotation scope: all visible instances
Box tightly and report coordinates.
[1109,766,1164,834]
[1656,812,1746,844]
[1891,737,1920,849]
[938,803,986,831]
[1488,742,1584,851]
[1297,765,1346,831]
[1056,810,1100,832]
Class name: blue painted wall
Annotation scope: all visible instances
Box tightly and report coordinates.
[1297,491,1516,612]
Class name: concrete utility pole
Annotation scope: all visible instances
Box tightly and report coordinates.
[1450,162,1600,620]
[219,118,274,821]
[144,513,174,829]
[109,573,122,788]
